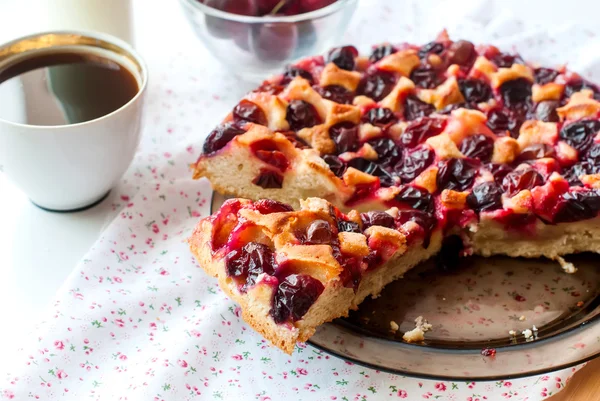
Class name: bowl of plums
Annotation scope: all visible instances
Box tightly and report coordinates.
[180,0,358,79]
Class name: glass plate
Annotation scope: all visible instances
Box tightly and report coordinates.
[212,192,600,380]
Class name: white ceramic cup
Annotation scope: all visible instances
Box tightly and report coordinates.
[0,31,147,211]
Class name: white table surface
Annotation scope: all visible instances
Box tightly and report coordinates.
[1,0,599,377]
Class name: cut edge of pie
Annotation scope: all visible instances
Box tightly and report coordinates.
[193,124,349,209]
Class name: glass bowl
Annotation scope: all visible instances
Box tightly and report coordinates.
[179,0,358,80]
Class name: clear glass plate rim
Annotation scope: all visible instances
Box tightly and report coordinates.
[330,300,600,352]
[307,332,600,381]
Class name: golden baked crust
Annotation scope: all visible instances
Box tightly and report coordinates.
[380,77,415,112]
[440,189,468,209]
[490,64,534,88]
[377,49,420,76]
[417,77,465,110]
[320,63,362,91]
[532,83,564,103]
[492,136,519,164]
[517,121,558,150]
[471,56,496,80]
[556,90,600,121]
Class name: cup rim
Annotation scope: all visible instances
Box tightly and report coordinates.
[0,30,148,130]
[180,0,356,24]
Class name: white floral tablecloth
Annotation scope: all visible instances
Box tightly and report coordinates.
[2,1,600,400]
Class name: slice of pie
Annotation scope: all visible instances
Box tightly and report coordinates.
[188,197,440,353]
[189,31,600,353]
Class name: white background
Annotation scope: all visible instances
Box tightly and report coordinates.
[0,0,599,372]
